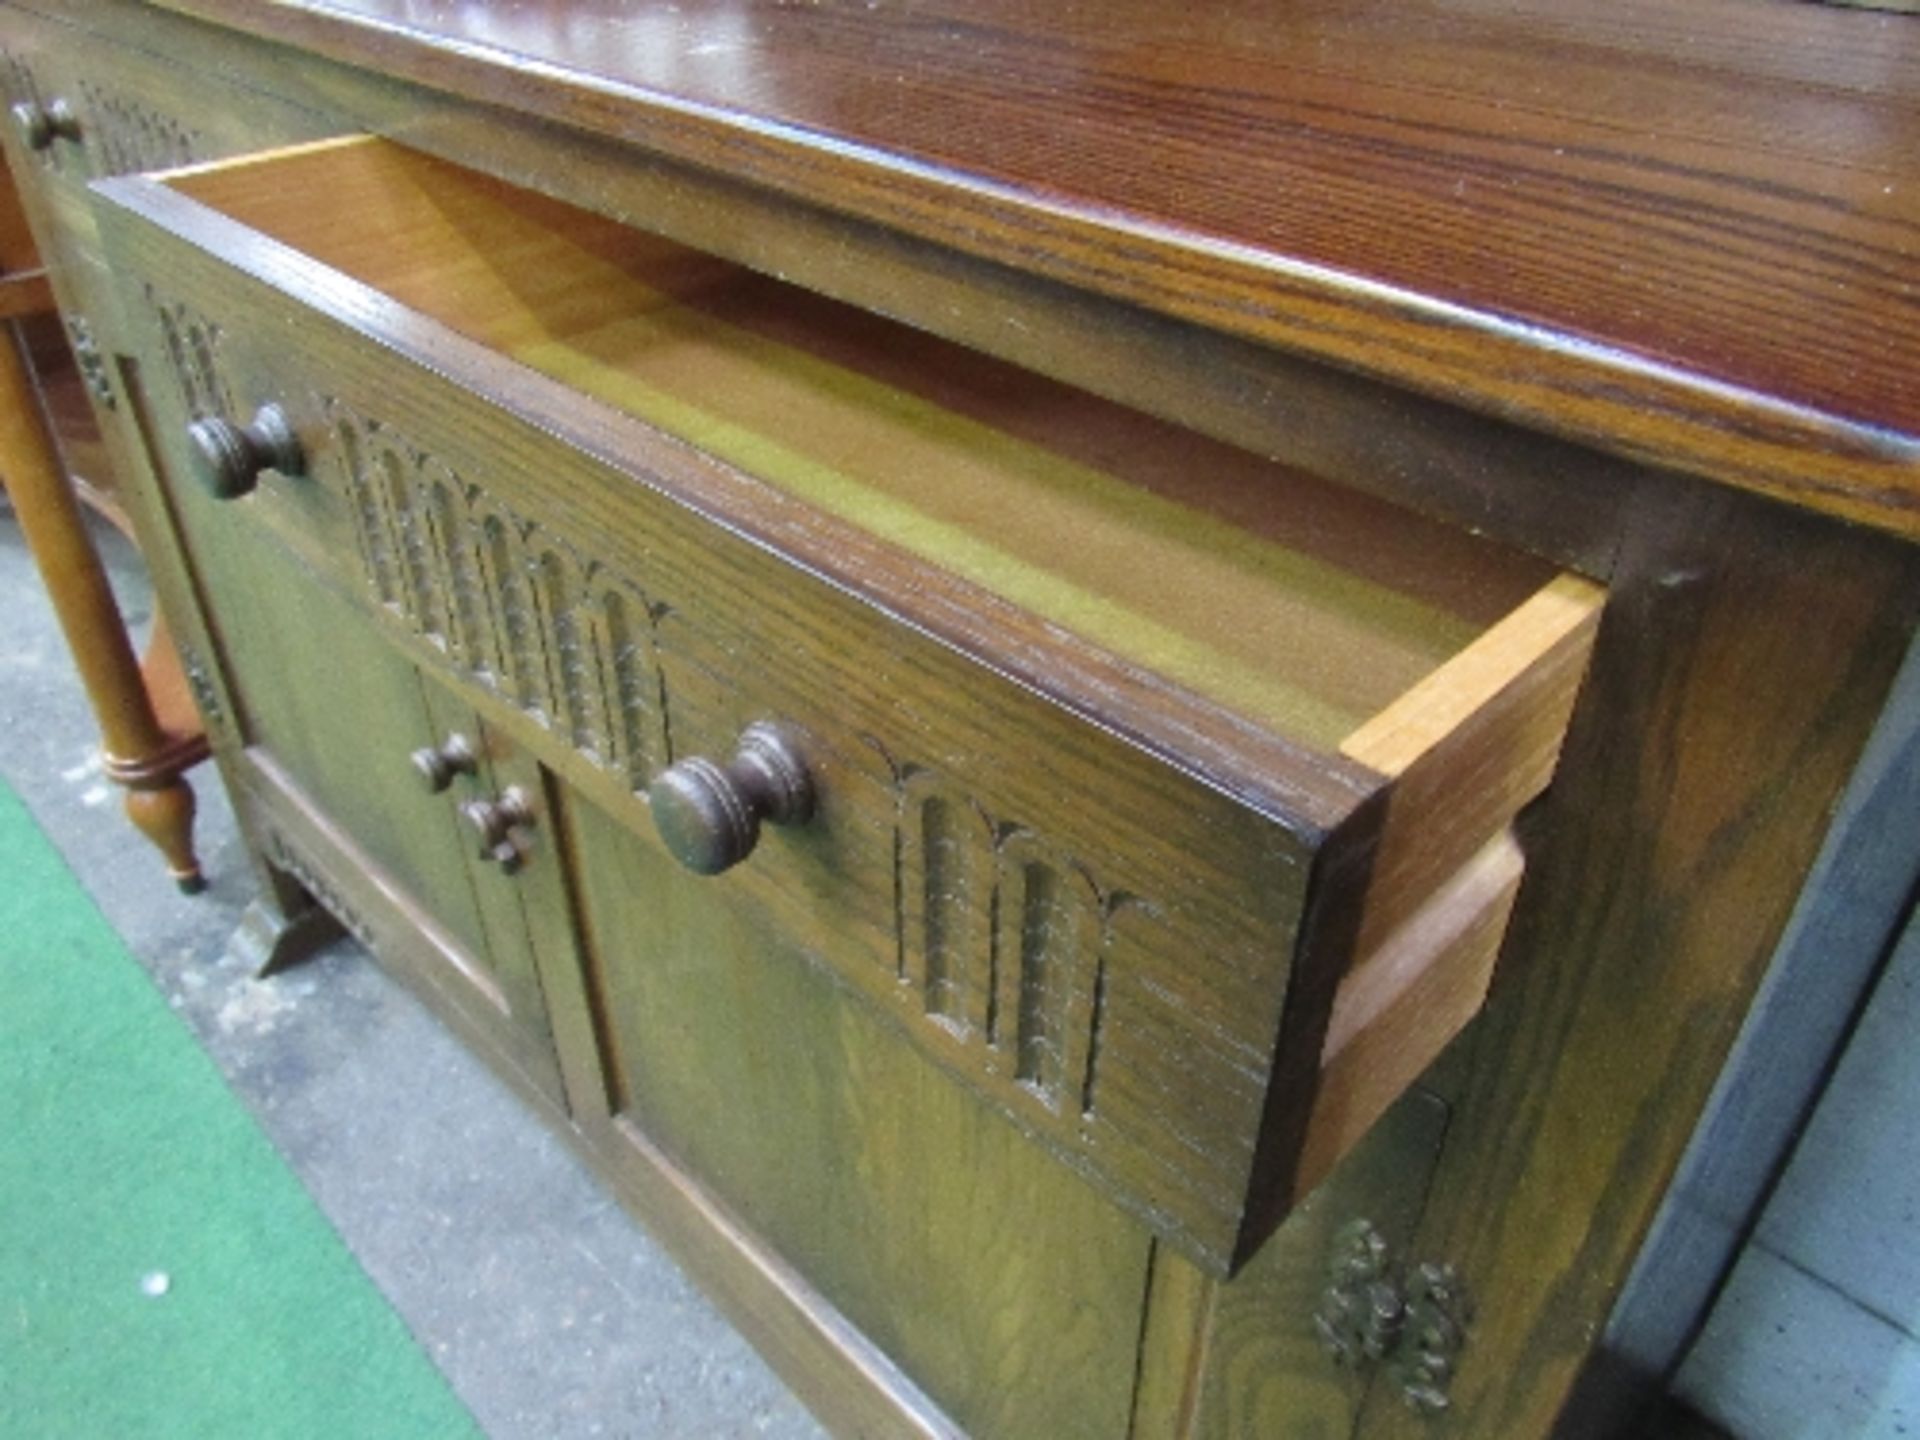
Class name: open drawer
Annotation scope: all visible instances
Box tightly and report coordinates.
[93,137,1601,1275]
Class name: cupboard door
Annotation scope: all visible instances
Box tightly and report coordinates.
[413,677,568,1105]
[187,507,482,929]
[149,450,564,1101]
[561,791,1151,1440]
[1117,1084,1448,1439]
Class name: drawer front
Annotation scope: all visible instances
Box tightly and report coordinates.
[99,163,1336,1274]
[0,11,332,345]
[1,7,330,211]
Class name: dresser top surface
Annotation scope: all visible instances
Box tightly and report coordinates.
[148,0,1920,534]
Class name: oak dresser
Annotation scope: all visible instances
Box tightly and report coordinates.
[3,3,1916,1436]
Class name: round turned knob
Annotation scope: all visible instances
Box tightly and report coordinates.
[410,732,478,793]
[648,721,814,876]
[184,403,304,500]
[460,787,537,871]
[11,98,80,151]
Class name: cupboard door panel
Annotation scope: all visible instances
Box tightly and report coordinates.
[186,515,482,935]
[416,678,566,1102]
[564,792,1150,1440]
[1200,1089,1448,1438]
[144,431,565,1101]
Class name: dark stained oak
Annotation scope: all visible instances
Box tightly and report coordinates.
[93,133,1609,1274]
[1195,1086,1450,1439]
[20,1,1920,1435]
[563,791,1153,1439]
[1356,484,1920,1437]
[148,0,1920,535]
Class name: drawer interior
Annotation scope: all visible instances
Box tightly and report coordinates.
[159,137,1565,754]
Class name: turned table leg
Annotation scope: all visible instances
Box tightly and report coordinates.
[0,322,208,891]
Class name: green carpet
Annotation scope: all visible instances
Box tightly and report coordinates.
[0,780,482,1439]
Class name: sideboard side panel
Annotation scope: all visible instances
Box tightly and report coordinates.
[1357,479,1920,1437]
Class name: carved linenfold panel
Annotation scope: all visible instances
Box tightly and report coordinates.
[894,770,1126,1121]
[75,80,202,175]
[423,475,489,673]
[590,583,668,790]
[138,291,680,792]
[899,769,995,1028]
[146,288,233,421]
[330,413,397,605]
[313,397,676,784]
[540,548,611,757]
[876,755,1292,1258]
[0,49,40,110]
[477,504,544,710]
[379,438,445,641]
[996,829,1104,1110]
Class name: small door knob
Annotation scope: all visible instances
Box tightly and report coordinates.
[460,787,537,873]
[410,733,478,793]
[11,98,80,151]
[184,403,304,500]
[648,722,814,876]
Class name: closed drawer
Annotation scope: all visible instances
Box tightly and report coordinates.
[1,10,329,286]
[94,137,1601,1274]
[0,5,333,496]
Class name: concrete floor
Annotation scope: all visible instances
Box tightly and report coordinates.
[0,505,824,1438]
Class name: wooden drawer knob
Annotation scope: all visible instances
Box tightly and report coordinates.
[410,733,478,793]
[460,787,536,875]
[184,403,304,500]
[649,722,814,875]
[10,98,80,151]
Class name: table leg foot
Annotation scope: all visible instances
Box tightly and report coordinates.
[124,775,203,893]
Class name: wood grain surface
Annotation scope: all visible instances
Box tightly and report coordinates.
[94,130,1617,1276]
[97,155,1335,1272]
[141,0,1920,536]
[164,136,1553,750]
[1195,1087,1451,1440]
[41,4,1920,1433]
[565,792,1152,1439]
[0,0,1639,574]
[1297,831,1522,1200]
[1341,572,1601,961]
[1356,484,1920,1436]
